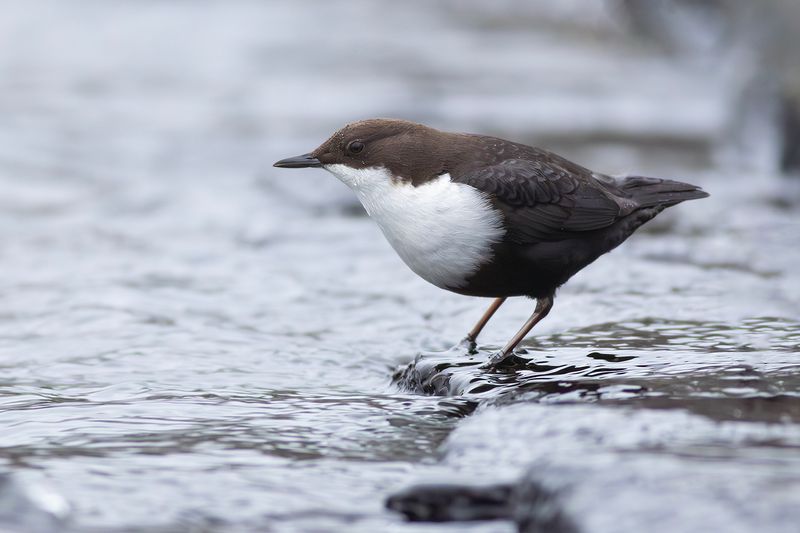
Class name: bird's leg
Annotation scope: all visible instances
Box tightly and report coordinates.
[480,295,554,370]
[462,297,507,348]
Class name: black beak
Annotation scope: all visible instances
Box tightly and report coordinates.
[273,153,322,168]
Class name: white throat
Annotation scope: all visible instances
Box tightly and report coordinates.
[324,164,505,289]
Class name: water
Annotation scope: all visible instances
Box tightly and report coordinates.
[1,1,799,532]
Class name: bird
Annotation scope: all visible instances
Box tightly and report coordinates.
[274,119,708,369]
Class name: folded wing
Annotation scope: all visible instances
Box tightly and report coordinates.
[453,157,633,243]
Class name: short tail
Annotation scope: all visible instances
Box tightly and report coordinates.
[620,176,709,208]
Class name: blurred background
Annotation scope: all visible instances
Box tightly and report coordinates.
[1,1,799,532]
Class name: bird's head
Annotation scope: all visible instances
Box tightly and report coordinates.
[274,118,456,188]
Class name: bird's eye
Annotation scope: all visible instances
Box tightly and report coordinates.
[347,141,365,154]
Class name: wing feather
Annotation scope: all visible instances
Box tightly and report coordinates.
[452,158,625,243]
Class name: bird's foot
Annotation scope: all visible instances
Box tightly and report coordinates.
[458,336,478,353]
[478,350,511,371]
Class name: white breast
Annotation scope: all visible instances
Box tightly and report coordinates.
[325,164,506,289]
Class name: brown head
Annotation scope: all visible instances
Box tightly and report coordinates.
[274,118,470,186]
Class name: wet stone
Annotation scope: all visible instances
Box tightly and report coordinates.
[393,325,800,421]
[393,346,629,402]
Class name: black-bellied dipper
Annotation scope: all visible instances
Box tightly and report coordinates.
[274,119,708,369]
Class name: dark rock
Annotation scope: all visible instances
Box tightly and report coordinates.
[386,478,579,533]
[386,483,513,522]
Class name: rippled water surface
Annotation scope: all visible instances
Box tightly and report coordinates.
[1,1,799,532]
